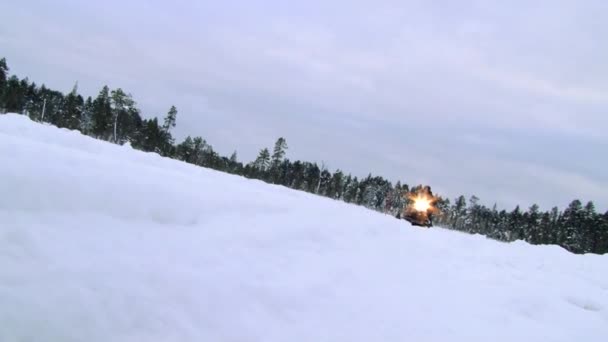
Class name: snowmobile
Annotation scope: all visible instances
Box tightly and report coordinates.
[400,208,433,227]
[396,186,437,228]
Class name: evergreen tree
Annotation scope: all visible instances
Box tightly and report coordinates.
[582,201,597,253]
[453,196,467,230]
[253,148,271,173]
[133,118,165,153]
[110,88,136,144]
[537,212,552,245]
[3,75,26,113]
[0,57,8,108]
[560,200,584,253]
[465,195,481,233]
[375,178,391,211]
[318,169,332,196]
[270,137,288,182]
[507,205,523,241]
[389,181,407,215]
[328,169,345,199]
[361,179,377,208]
[548,207,561,245]
[39,87,65,124]
[525,204,541,244]
[435,197,452,226]
[61,83,84,130]
[271,137,287,166]
[163,105,177,133]
[289,161,305,189]
[343,176,359,203]
[191,137,210,165]
[176,136,195,162]
[342,175,353,201]
[23,81,41,119]
[0,58,9,112]
[91,86,112,139]
[80,97,94,134]
[227,151,242,174]
[597,212,608,254]
[494,210,509,240]
[273,159,291,185]
[304,163,321,193]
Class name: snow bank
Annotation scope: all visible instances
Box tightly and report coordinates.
[1,113,607,341]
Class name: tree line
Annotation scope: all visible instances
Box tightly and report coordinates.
[1,57,606,255]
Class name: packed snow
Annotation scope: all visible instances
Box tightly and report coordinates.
[1,113,607,342]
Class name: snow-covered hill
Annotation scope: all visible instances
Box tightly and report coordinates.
[1,113,607,342]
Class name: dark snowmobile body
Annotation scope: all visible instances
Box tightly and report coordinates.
[405,212,433,227]
[398,209,433,227]
[396,185,437,228]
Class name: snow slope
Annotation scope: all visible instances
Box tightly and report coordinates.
[1,113,607,342]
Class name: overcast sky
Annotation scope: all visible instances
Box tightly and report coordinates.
[2,0,607,210]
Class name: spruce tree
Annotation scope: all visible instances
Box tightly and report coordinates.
[329,169,344,199]
[525,204,541,244]
[270,137,288,182]
[109,88,137,144]
[133,118,166,154]
[494,210,509,240]
[435,197,452,226]
[80,97,94,134]
[597,211,608,254]
[274,159,290,185]
[507,205,524,241]
[342,175,353,201]
[23,82,41,119]
[191,137,209,165]
[362,183,377,208]
[253,148,271,172]
[465,195,481,233]
[318,169,332,196]
[271,137,287,166]
[91,86,113,139]
[290,161,304,189]
[39,87,65,124]
[453,196,467,230]
[537,212,552,245]
[227,151,241,174]
[582,201,597,253]
[176,136,195,162]
[343,176,359,203]
[62,83,84,130]
[547,207,561,244]
[560,200,584,253]
[0,58,8,111]
[305,163,321,193]
[163,105,177,133]
[3,76,26,113]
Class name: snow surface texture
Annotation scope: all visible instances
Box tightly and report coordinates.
[1,113,607,342]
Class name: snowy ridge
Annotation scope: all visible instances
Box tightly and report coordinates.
[1,113,607,342]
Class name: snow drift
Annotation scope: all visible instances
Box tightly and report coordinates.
[1,113,607,341]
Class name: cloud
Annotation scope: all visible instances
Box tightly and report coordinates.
[1,0,607,210]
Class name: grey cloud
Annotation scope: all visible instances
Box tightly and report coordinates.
[1,0,607,209]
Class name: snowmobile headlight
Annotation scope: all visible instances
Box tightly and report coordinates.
[413,197,431,212]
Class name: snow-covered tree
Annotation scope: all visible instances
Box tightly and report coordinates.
[110,88,135,143]
[163,105,177,133]
[560,200,584,252]
[62,83,84,130]
[253,148,271,172]
[91,86,112,139]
